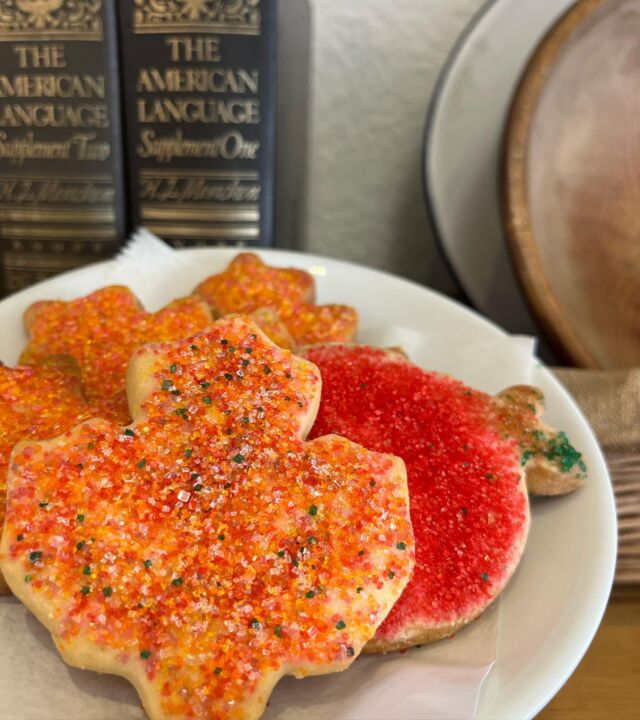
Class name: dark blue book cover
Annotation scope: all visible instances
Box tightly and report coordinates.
[0,0,126,296]
[117,0,277,248]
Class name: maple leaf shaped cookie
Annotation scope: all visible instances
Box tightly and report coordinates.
[20,286,212,412]
[0,357,105,594]
[1,317,414,720]
[194,253,358,347]
[249,307,297,351]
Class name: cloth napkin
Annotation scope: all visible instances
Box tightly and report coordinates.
[554,368,639,584]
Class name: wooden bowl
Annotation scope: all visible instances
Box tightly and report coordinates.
[503,0,640,369]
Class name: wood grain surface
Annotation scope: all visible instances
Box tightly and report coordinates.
[538,586,640,719]
[503,0,640,369]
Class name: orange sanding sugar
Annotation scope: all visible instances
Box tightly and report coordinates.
[250,308,297,351]
[20,287,212,406]
[195,253,315,317]
[305,344,528,637]
[194,253,358,346]
[0,358,98,537]
[285,304,358,347]
[3,317,413,719]
[88,391,131,427]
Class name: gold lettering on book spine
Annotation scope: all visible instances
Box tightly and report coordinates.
[0,0,103,41]
[134,0,260,35]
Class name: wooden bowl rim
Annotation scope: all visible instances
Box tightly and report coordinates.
[502,0,616,369]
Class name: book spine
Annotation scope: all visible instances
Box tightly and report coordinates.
[117,0,276,248]
[0,0,126,297]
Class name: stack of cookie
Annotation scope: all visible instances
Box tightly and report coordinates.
[0,254,585,720]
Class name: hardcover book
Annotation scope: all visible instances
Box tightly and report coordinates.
[0,0,126,296]
[117,0,277,248]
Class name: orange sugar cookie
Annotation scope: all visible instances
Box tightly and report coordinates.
[194,253,358,346]
[0,357,108,594]
[20,287,212,410]
[1,317,414,720]
[250,307,297,351]
[285,303,358,348]
[195,253,316,315]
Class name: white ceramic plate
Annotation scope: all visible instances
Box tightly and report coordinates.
[0,249,616,719]
[424,0,577,336]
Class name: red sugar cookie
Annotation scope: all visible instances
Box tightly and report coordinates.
[304,345,543,651]
[194,253,358,346]
[306,345,586,651]
[492,385,586,496]
[1,318,414,719]
[20,287,212,414]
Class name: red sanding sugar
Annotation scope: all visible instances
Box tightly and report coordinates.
[306,345,528,636]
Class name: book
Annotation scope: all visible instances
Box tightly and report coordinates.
[0,0,126,296]
[275,0,310,251]
[117,0,277,249]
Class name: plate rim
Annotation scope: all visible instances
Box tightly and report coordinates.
[497,364,616,720]
[0,246,514,342]
[0,247,617,719]
[422,0,580,336]
[422,0,503,309]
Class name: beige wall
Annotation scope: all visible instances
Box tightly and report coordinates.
[295,0,485,289]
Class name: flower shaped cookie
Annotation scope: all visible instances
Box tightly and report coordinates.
[20,286,212,411]
[194,253,358,347]
[1,317,414,719]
